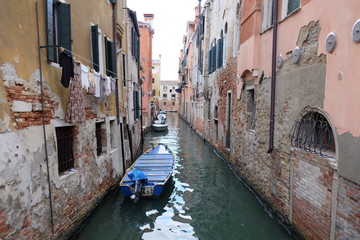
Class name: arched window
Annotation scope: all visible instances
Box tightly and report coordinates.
[290,111,335,158]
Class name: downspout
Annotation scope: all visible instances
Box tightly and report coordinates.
[267,0,278,153]
[35,0,55,234]
[111,2,126,174]
[138,40,144,155]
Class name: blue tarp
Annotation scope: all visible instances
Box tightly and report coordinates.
[128,169,147,181]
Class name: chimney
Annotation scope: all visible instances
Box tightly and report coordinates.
[144,13,154,23]
[195,5,199,18]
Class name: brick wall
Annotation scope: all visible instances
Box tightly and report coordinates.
[335,177,360,240]
[291,149,333,240]
[5,84,58,130]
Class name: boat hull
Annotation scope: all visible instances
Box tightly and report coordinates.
[152,124,168,132]
[119,143,174,199]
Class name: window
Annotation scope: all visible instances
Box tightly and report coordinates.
[123,117,128,140]
[163,86,167,91]
[122,53,126,87]
[104,36,115,77]
[171,94,176,100]
[208,40,217,74]
[233,4,240,56]
[133,91,140,119]
[172,102,175,106]
[282,0,300,18]
[290,111,335,158]
[207,99,211,120]
[56,126,74,174]
[110,119,116,149]
[217,32,224,68]
[262,0,274,31]
[96,122,106,156]
[214,105,218,119]
[131,27,140,63]
[152,89,156,96]
[91,25,104,73]
[163,94,167,99]
[46,0,72,62]
[226,92,232,148]
[152,78,155,83]
[163,102,166,105]
[247,88,256,130]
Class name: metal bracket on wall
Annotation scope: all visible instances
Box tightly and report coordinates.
[326,32,337,53]
[351,19,360,43]
[292,47,301,64]
[276,55,283,68]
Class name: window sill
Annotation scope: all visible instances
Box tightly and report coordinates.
[50,62,61,68]
[59,169,78,182]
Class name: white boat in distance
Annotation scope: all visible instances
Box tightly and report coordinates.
[152,112,168,132]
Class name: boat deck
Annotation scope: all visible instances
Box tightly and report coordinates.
[121,147,174,184]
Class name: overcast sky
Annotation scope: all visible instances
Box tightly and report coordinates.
[127,0,200,80]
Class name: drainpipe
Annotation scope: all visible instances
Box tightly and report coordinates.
[111,2,126,174]
[267,0,278,153]
[35,0,55,234]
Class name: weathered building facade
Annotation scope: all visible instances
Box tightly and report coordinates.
[159,80,180,112]
[0,0,143,239]
[179,0,360,239]
[151,57,162,113]
[139,14,155,129]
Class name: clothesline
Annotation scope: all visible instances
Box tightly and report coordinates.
[60,47,126,81]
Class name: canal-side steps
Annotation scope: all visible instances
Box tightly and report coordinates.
[119,143,175,203]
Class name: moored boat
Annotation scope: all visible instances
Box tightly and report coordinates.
[119,143,175,202]
[152,112,168,132]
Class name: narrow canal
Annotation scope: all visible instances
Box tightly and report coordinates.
[74,113,296,240]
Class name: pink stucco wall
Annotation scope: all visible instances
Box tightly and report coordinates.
[238,0,360,136]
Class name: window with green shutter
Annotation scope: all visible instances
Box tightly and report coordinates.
[133,91,140,119]
[104,37,114,77]
[46,1,72,62]
[46,0,54,62]
[217,38,223,69]
[57,3,71,54]
[91,25,99,72]
[122,53,126,87]
[288,0,300,14]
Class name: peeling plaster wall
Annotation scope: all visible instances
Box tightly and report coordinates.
[0,1,129,238]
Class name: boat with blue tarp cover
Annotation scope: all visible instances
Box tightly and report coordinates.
[119,143,174,202]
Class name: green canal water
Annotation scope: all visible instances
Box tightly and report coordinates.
[74,113,296,240]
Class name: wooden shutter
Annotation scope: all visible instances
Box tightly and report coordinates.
[105,38,114,76]
[217,38,223,68]
[91,25,99,72]
[46,0,54,62]
[122,53,126,87]
[208,49,212,74]
[57,2,72,55]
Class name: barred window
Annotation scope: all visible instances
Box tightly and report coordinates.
[110,119,116,149]
[290,111,335,158]
[96,122,106,156]
[56,126,74,174]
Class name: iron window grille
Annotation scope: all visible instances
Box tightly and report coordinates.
[56,126,74,174]
[290,111,335,158]
[96,122,105,156]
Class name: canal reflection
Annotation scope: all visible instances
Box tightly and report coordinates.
[74,113,295,240]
